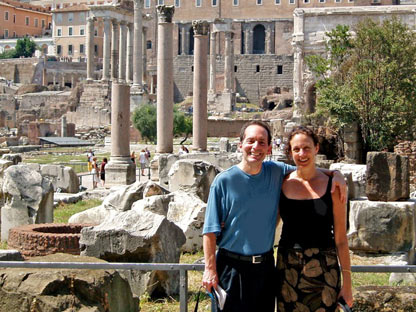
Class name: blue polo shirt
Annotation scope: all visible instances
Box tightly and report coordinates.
[202,161,294,255]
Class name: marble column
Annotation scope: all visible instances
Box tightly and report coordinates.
[156,5,175,154]
[71,75,74,88]
[42,56,47,86]
[142,26,148,87]
[292,9,305,121]
[208,31,216,94]
[86,16,96,81]
[223,31,233,93]
[111,19,119,81]
[192,20,209,152]
[118,21,127,82]
[181,25,187,55]
[126,22,134,83]
[102,17,111,81]
[133,0,143,89]
[61,74,65,87]
[105,83,136,186]
[244,26,250,54]
[53,73,56,85]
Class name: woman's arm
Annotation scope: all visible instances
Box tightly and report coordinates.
[332,188,353,307]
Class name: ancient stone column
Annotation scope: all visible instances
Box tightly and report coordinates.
[142,26,147,87]
[181,24,187,55]
[42,56,47,86]
[102,17,111,81]
[208,31,216,94]
[105,83,136,186]
[133,0,143,90]
[53,73,56,85]
[111,19,119,81]
[156,5,175,154]
[266,24,274,54]
[61,115,67,137]
[223,31,233,93]
[86,16,96,81]
[244,26,251,54]
[61,74,65,87]
[192,20,209,152]
[71,75,74,88]
[126,22,133,83]
[118,21,127,82]
[292,9,305,121]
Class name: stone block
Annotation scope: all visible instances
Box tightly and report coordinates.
[1,153,22,165]
[348,199,416,253]
[219,137,230,152]
[0,250,24,261]
[366,152,410,201]
[330,163,367,199]
[40,164,79,193]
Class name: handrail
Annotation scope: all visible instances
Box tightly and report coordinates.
[0,261,414,312]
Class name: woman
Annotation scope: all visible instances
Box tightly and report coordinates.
[91,156,99,189]
[139,149,147,176]
[276,126,353,311]
[100,157,108,187]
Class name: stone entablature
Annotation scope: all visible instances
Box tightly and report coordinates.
[292,5,416,118]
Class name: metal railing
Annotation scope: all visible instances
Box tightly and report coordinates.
[0,261,414,312]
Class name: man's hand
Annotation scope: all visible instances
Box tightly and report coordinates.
[202,268,218,292]
[331,170,347,204]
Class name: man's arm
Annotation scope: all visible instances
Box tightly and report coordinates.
[202,233,218,292]
[319,168,347,204]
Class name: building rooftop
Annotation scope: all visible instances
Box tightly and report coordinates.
[38,137,93,147]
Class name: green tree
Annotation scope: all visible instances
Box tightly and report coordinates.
[132,104,193,143]
[0,49,17,59]
[307,18,416,153]
[15,37,37,58]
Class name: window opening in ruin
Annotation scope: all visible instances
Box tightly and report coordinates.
[94,28,98,36]
[175,0,180,7]
[189,29,195,55]
[275,0,281,4]
[233,0,239,6]
[57,28,62,36]
[80,44,84,54]
[256,65,260,72]
[94,45,98,56]
[57,45,62,55]
[234,66,238,72]
[68,13,74,22]
[304,0,310,3]
[335,0,341,2]
[191,66,194,72]
[13,14,16,23]
[277,65,283,74]
[196,0,202,7]
[13,32,16,38]
[4,30,9,39]
[319,0,325,2]
[42,19,45,28]
[253,24,265,54]
[289,0,295,4]
[68,45,73,55]
[147,40,152,49]
[69,27,73,36]
[212,0,218,6]
[257,0,263,5]
[241,28,245,54]
[80,27,85,35]
[145,0,150,8]
[5,11,9,21]
[178,27,182,54]
[25,16,29,26]
[158,0,164,5]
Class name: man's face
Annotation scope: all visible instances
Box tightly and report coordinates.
[239,125,272,165]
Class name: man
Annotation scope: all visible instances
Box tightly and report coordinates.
[202,121,346,312]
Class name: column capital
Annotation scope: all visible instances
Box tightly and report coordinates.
[157,5,175,23]
[192,20,210,36]
[87,16,96,23]
[120,20,127,26]
[112,18,119,26]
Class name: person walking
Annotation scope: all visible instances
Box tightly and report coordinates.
[275,126,353,311]
[91,156,99,189]
[100,157,108,187]
[139,149,147,176]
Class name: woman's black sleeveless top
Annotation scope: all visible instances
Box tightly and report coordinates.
[278,176,336,249]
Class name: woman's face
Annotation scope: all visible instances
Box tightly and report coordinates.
[289,133,319,167]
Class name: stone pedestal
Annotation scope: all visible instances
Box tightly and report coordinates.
[216,92,235,113]
[105,83,135,187]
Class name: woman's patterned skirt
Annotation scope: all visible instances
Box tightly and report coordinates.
[276,247,341,312]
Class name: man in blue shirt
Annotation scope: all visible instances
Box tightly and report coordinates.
[202,121,346,312]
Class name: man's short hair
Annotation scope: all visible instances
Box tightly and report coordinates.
[239,121,272,145]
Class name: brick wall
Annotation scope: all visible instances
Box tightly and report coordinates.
[394,141,416,186]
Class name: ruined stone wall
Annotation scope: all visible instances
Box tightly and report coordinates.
[0,58,40,84]
[173,54,293,104]
[394,141,416,186]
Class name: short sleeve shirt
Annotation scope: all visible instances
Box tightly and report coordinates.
[203,161,294,255]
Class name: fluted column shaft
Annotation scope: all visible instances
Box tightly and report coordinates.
[142,26,148,86]
[133,0,143,88]
[111,19,119,81]
[126,23,134,83]
[156,5,175,153]
[102,17,111,81]
[224,31,232,93]
[209,31,216,94]
[86,16,95,80]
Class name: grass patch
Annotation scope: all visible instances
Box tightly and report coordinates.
[0,241,7,250]
[54,199,102,223]
[351,272,390,288]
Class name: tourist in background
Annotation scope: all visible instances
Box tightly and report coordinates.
[131,151,136,164]
[276,126,353,311]
[139,149,147,176]
[100,157,108,187]
[91,156,99,189]
[178,145,189,155]
[87,149,94,172]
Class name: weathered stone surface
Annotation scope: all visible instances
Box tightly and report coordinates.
[168,159,220,203]
[1,154,22,165]
[167,191,206,253]
[366,152,410,201]
[348,200,416,253]
[1,165,54,241]
[80,209,186,297]
[0,250,24,261]
[352,286,416,312]
[0,253,139,312]
[330,163,367,199]
[143,181,170,198]
[219,138,230,152]
[132,194,174,216]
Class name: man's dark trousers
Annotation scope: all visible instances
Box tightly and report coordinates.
[216,249,275,312]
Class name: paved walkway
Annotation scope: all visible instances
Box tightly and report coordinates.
[78,168,151,190]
